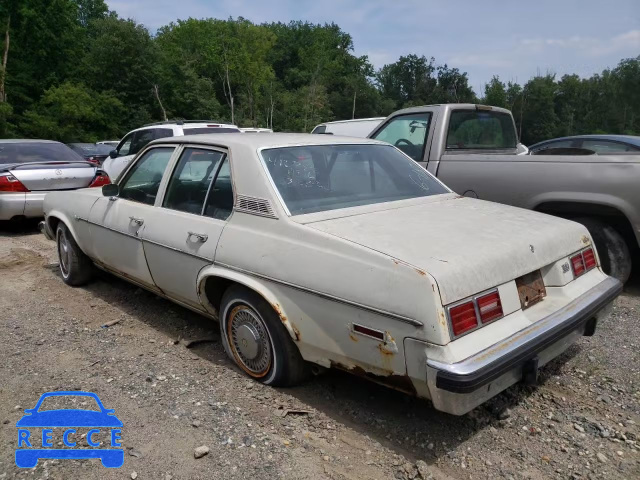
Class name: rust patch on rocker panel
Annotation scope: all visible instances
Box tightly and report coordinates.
[330,361,416,396]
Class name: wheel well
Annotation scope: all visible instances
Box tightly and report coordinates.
[535,201,638,251]
[202,276,237,315]
[47,215,61,234]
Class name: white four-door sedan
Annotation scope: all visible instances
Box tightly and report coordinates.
[41,133,621,415]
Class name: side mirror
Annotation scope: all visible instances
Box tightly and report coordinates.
[109,150,118,159]
[102,183,119,197]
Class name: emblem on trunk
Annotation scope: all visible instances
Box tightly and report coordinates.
[529,244,535,253]
[55,170,62,175]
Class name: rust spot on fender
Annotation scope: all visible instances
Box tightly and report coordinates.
[377,343,394,356]
[438,310,447,328]
[415,268,426,276]
[581,235,590,245]
[330,361,416,396]
[349,332,359,342]
[291,324,301,342]
[271,303,287,323]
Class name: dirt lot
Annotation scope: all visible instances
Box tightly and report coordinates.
[0,225,639,480]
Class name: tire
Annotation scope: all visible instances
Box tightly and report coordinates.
[56,223,93,286]
[575,217,632,283]
[219,285,308,386]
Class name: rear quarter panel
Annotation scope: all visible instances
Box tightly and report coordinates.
[44,189,102,255]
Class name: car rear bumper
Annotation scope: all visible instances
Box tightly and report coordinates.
[0,192,47,220]
[425,276,622,415]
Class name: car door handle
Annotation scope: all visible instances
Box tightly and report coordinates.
[129,216,144,226]
[187,232,208,243]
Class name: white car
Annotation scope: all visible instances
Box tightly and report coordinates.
[311,118,385,137]
[41,133,621,415]
[103,121,239,181]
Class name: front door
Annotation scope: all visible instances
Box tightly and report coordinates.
[88,146,176,290]
[141,147,234,309]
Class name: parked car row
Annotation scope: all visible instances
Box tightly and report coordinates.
[39,130,621,415]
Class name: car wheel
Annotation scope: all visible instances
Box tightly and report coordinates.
[575,217,632,283]
[56,223,93,286]
[219,286,308,386]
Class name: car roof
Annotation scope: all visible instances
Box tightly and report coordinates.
[0,139,61,144]
[530,134,640,148]
[150,132,388,150]
[388,103,514,117]
[316,117,385,126]
[129,122,238,134]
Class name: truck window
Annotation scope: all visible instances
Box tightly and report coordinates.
[446,110,516,150]
[371,113,431,161]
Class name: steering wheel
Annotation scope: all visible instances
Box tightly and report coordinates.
[394,138,415,148]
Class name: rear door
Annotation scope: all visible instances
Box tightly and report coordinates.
[141,146,233,309]
[88,146,176,290]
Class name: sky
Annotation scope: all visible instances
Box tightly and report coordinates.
[107,0,640,95]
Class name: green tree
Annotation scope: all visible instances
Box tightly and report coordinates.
[483,76,507,108]
[19,82,124,142]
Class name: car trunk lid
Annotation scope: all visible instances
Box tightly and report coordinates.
[304,196,590,305]
[8,162,97,191]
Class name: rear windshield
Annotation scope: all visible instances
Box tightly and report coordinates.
[68,143,113,156]
[446,110,516,150]
[0,142,84,164]
[183,127,240,135]
[261,144,448,215]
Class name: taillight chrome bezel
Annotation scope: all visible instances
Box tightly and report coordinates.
[446,288,504,340]
[571,247,597,278]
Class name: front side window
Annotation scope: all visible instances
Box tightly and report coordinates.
[129,130,157,156]
[119,147,174,205]
[164,148,226,215]
[446,110,516,150]
[371,113,431,161]
[116,133,134,157]
[203,158,234,220]
[261,144,448,215]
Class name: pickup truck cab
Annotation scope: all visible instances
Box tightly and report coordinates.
[369,104,640,283]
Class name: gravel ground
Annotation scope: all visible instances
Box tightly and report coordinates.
[0,224,639,480]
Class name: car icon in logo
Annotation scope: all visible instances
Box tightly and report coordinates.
[15,391,123,468]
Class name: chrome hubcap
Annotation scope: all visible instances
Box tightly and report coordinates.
[229,306,271,376]
[58,231,70,277]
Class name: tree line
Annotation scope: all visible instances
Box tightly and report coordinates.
[0,0,638,145]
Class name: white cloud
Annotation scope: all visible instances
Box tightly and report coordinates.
[521,30,640,57]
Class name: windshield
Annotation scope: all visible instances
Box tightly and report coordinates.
[68,143,113,156]
[0,142,84,164]
[261,144,448,215]
[446,110,516,150]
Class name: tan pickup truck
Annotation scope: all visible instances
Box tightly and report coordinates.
[369,104,639,283]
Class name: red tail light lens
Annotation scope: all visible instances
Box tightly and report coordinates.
[583,248,596,270]
[89,171,111,188]
[477,291,503,324]
[449,301,478,337]
[0,174,29,192]
[571,253,585,277]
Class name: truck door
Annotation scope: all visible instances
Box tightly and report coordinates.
[369,112,434,168]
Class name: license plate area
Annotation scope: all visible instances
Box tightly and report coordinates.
[515,270,546,310]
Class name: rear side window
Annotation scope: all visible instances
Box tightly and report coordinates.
[129,130,156,156]
[311,125,327,134]
[446,110,516,150]
[163,148,226,215]
[371,113,431,161]
[119,147,174,205]
[154,128,174,140]
[203,158,233,220]
[580,139,639,153]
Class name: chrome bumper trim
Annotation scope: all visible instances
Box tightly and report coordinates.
[427,276,622,394]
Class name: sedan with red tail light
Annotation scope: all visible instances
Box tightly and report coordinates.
[0,140,110,222]
[39,134,621,415]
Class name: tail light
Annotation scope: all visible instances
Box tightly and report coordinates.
[449,301,478,337]
[89,171,111,188]
[572,247,597,277]
[582,248,596,270]
[477,291,503,324]
[0,174,29,192]
[448,289,504,338]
